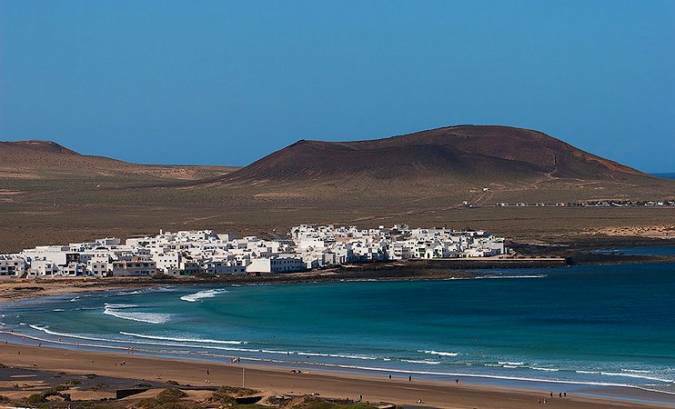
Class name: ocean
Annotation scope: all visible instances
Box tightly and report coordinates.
[2,248,675,403]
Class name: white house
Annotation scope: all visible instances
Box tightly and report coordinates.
[246,255,305,273]
[27,259,59,278]
[0,255,26,279]
[202,259,246,275]
[111,259,156,277]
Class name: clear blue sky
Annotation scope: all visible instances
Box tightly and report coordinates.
[1,1,673,171]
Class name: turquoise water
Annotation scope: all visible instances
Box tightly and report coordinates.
[1,259,675,400]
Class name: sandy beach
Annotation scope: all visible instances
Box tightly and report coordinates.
[2,269,674,408]
[0,269,474,304]
[0,279,139,303]
[0,343,671,409]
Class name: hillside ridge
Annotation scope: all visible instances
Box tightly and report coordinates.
[223,125,647,184]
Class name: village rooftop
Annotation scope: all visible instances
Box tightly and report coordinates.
[0,225,506,279]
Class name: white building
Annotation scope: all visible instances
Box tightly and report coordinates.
[246,255,305,273]
[111,259,156,277]
[202,260,246,275]
[27,259,59,278]
[1,225,506,279]
[0,255,26,279]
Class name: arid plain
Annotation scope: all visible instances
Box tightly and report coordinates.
[1,126,675,252]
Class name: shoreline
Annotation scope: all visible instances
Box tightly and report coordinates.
[2,244,674,407]
[0,263,539,304]
[3,246,674,304]
[2,283,675,408]
[0,343,671,409]
[3,328,674,405]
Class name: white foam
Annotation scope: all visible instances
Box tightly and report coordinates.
[401,359,441,365]
[292,351,378,360]
[29,324,113,343]
[498,361,525,366]
[117,290,143,295]
[420,350,459,357]
[104,303,137,309]
[28,327,246,351]
[6,326,675,397]
[103,303,171,324]
[120,331,245,345]
[621,368,653,374]
[2,330,131,351]
[325,363,675,391]
[530,367,560,372]
[600,371,674,383]
[180,289,228,302]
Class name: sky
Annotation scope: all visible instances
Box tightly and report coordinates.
[0,1,673,171]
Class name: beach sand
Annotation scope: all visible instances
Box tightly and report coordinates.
[0,279,135,303]
[0,343,668,409]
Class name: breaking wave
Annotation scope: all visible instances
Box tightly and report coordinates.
[180,288,228,302]
[401,359,441,365]
[120,331,245,345]
[420,350,459,357]
[103,303,171,324]
[29,324,112,343]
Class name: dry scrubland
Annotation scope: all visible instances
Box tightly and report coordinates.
[1,132,675,409]
[2,126,675,252]
[1,176,675,252]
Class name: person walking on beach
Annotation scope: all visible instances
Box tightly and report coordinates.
[408,375,412,382]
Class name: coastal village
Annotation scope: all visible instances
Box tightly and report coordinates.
[0,225,506,279]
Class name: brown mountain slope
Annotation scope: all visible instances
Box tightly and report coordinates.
[1,140,79,155]
[0,128,674,252]
[0,140,235,182]
[224,125,647,186]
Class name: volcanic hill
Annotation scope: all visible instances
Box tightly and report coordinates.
[224,125,648,186]
[0,140,233,182]
[1,126,674,252]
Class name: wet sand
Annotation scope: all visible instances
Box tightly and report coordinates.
[0,344,669,409]
[0,279,134,303]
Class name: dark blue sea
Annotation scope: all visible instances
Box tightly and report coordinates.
[2,249,675,404]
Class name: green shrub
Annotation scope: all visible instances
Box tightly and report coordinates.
[26,393,45,405]
[296,398,378,409]
[138,388,188,409]
[156,388,186,404]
